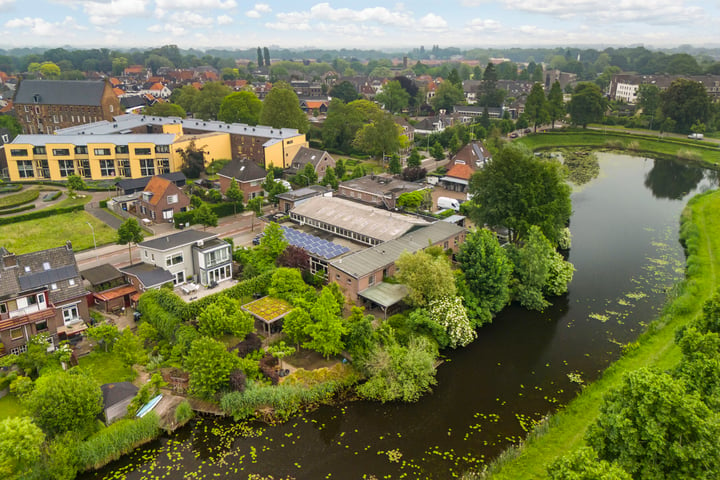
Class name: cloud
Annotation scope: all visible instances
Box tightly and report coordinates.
[247,3,274,18]
[417,13,448,31]
[4,15,80,36]
[147,23,186,35]
[154,0,236,10]
[217,14,233,25]
[169,11,214,26]
[502,0,704,24]
[84,0,148,25]
[0,0,15,7]
[467,18,502,31]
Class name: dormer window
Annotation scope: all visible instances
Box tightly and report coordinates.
[43,262,50,270]
[33,94,41,103]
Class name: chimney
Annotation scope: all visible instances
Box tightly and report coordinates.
[66,241,73,251]
[2,252,16,268]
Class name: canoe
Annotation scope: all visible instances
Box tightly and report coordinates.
[136,394,163,417]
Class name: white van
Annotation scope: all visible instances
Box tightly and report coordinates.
[437,196,460,211]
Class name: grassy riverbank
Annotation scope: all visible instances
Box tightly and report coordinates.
[481,189,720,479]
[517,129,720,166]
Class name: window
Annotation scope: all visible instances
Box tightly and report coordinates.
[109,105,114,113]
[10,345,27,355]
[166,253,183,267]
[75,146,88,155]
[33,146,46,155]
[36,159,49,178]
[10,149,28,157]
[24,266,31,273]
[140,159,155,176]
[162,209,173,220]
[0,303,6,314]
[10,328,23,340]
[53,148,70,156]
[62,305,79,325]
[43,261,51,270]
[120,159,131,177]
[94,148,111,156]
[174,271,185,285]
[368,274,375,285]
[17,160,34,178]
[100,160,115,177]
[53,115,59,124]
[158,158,170,174]
[155,145,170,153]
[51,283,58,290]
[68,279,75,286]
[134,147,152,155]
[36,320,48,331]
[58,160,75,177]
[80,160,91,178]
[167,194,178,204]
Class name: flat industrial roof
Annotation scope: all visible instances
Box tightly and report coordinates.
[56,114,302,140]
[11,133,176,146]
[291,196,428,244]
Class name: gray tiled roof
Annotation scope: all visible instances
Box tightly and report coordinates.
[15,80,107,106]
[139,230,217,252]
[120,263,174,289]
[115,172,186,194]
[217,158,267,182]
[330,222,465,279]
[0,243,87,303]
[81,264,124,286]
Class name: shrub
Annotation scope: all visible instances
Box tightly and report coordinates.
[603,139,625,150]
[75,413,160,470]
[229,369,247,392]
[259,353,279,385]
[174,400,194,425]
[221,366,359,422]
[99,199,108,208]
[232,332,263,357]
[42,191,62,202]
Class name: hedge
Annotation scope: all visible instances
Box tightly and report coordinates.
[42,191,62,202]
[0,204,85,226]
[0,184,22,194]
[0,204,35,215]
[185,270,274,318]
[0,189,39,209]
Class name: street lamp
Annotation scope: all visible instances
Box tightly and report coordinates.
[86,222,98,263]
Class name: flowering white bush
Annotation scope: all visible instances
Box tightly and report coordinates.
[428,296,476,348]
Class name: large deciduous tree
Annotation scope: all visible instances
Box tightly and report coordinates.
[395,249,456,307]
[185,337,239,399]
[329,80,360,103]
[568,82,606,128]
[304,287,347,359]
[660,78,711,133]
[586,368,720,479]
[468,143,571,245]
[376,80,410,114]
[430,81,465,112]
[117,217,144,266]
[456,228,513,326]
[26,371,103,437]
[193,82,232,120]
[144,102,186,118]
[357,336,438,402]
[198,295,254,338]
[259,82,309,133]
[548,447,631,480]
[218,91,262,125]
[352,113,405,158]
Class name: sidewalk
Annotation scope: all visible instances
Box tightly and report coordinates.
[75,211,266,267]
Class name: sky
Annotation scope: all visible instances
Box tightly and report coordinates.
[0,0,716,51]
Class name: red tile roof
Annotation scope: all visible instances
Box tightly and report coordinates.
[445,163,474,180]
[143,176,173,205]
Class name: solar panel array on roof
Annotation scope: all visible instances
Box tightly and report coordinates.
[258,226,350,260]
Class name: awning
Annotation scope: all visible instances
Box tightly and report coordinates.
[93,284,138,302]
[359,283,408,309]
[57,321,88,336]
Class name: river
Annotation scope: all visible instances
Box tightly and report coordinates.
[86,152,718,480]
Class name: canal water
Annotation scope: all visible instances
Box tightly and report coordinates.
[86,153,718,480]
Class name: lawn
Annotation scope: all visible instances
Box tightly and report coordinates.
[0,394,27,419]
[0,210,116,254]
[484,189,720,479]
[517,129,720,165]
[78,350,136,385]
